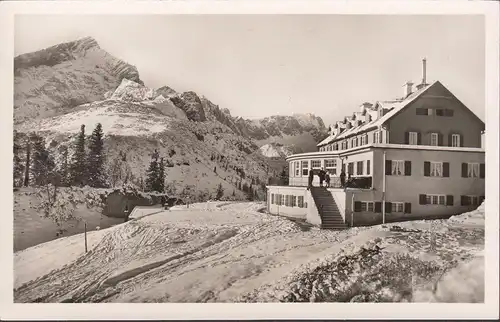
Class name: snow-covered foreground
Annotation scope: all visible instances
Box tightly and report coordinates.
[14,202,484,303]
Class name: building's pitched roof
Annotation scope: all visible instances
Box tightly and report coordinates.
[318,81,438,147]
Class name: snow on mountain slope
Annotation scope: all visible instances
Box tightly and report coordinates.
[15,74,271,200]
[110,78,157,102]
[14,37,142,124]
[259,143,295,158]
[14,202,484,303]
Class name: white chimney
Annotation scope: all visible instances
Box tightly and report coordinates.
[403,81,414,98]
[422,58,427,85]
[416,58,428,90]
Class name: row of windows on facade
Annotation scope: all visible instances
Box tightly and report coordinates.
[319,129,465,152]
[385,160,485,178]
[319,130,387,152]
[270,193,483,212]
[354,194,483,214]
[292,159,484,178]
[270,194,307,208]
[292,160,371,177]
[415,107,454,117]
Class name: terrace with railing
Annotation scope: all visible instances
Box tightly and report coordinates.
[268,175,373,189]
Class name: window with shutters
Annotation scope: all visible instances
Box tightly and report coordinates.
[297,196,304,208]
[430,162,443,177]
[409,132,418,145]
[391,202,404,213]
[426,194,446,205]
[462,195,482,206]
[361,201,374,212]
[451,134,461,147]
[430,133,439,146]
[302,161,309,176]
[295,161,300,176]
[356,161,364,175]
[391,160,404,176]
[467,163,480,178]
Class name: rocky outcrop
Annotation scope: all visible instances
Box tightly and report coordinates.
[14,37,143,123]
[156,85,177,97]
[169,91,207,122]
[110,79,157,102]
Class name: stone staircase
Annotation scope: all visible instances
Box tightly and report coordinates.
[310,187,347,230]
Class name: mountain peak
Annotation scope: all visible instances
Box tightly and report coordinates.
[14,36,101,72]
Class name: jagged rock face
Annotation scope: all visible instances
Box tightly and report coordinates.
[110,78,157,102]
[156,86,177,97]
[14,36,143,124]
[170,91,207,122]
[202,97,244,136]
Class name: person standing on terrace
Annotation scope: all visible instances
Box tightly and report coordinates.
[340,169,346,188]
[318,167,326,187]
[307,167,314,190]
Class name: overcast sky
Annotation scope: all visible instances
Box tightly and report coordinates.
[15,14,485,126]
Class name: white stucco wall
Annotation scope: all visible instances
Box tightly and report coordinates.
[266,186,308,219]
[306,190,322,226]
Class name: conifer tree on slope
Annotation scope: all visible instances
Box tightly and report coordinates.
[23,137,31,187]
[30,132,55,186]
[145,149,160,192]
[87,123,106,187]
[157,157,166,193]
[58,146,70,187]
[13,130,24,187]
[215,183,224,200]
[70,125,87,187]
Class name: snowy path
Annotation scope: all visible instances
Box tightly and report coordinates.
[13,202,484,303]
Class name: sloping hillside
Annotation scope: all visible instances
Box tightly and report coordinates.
[14,202,484,303]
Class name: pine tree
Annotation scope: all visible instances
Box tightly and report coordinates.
[145,150,162,192]
[23,137,31,187]
[280,165,289,185]
[87,123,106,187]
[13,130,24,187]
[215,183,224,200]
[70,125,87,186]
[157,157,165,193]
[30,133,55,186]
[59,146,70,187]
[246,187,254,201]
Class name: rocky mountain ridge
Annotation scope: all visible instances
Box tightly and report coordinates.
[13,36,327,201]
